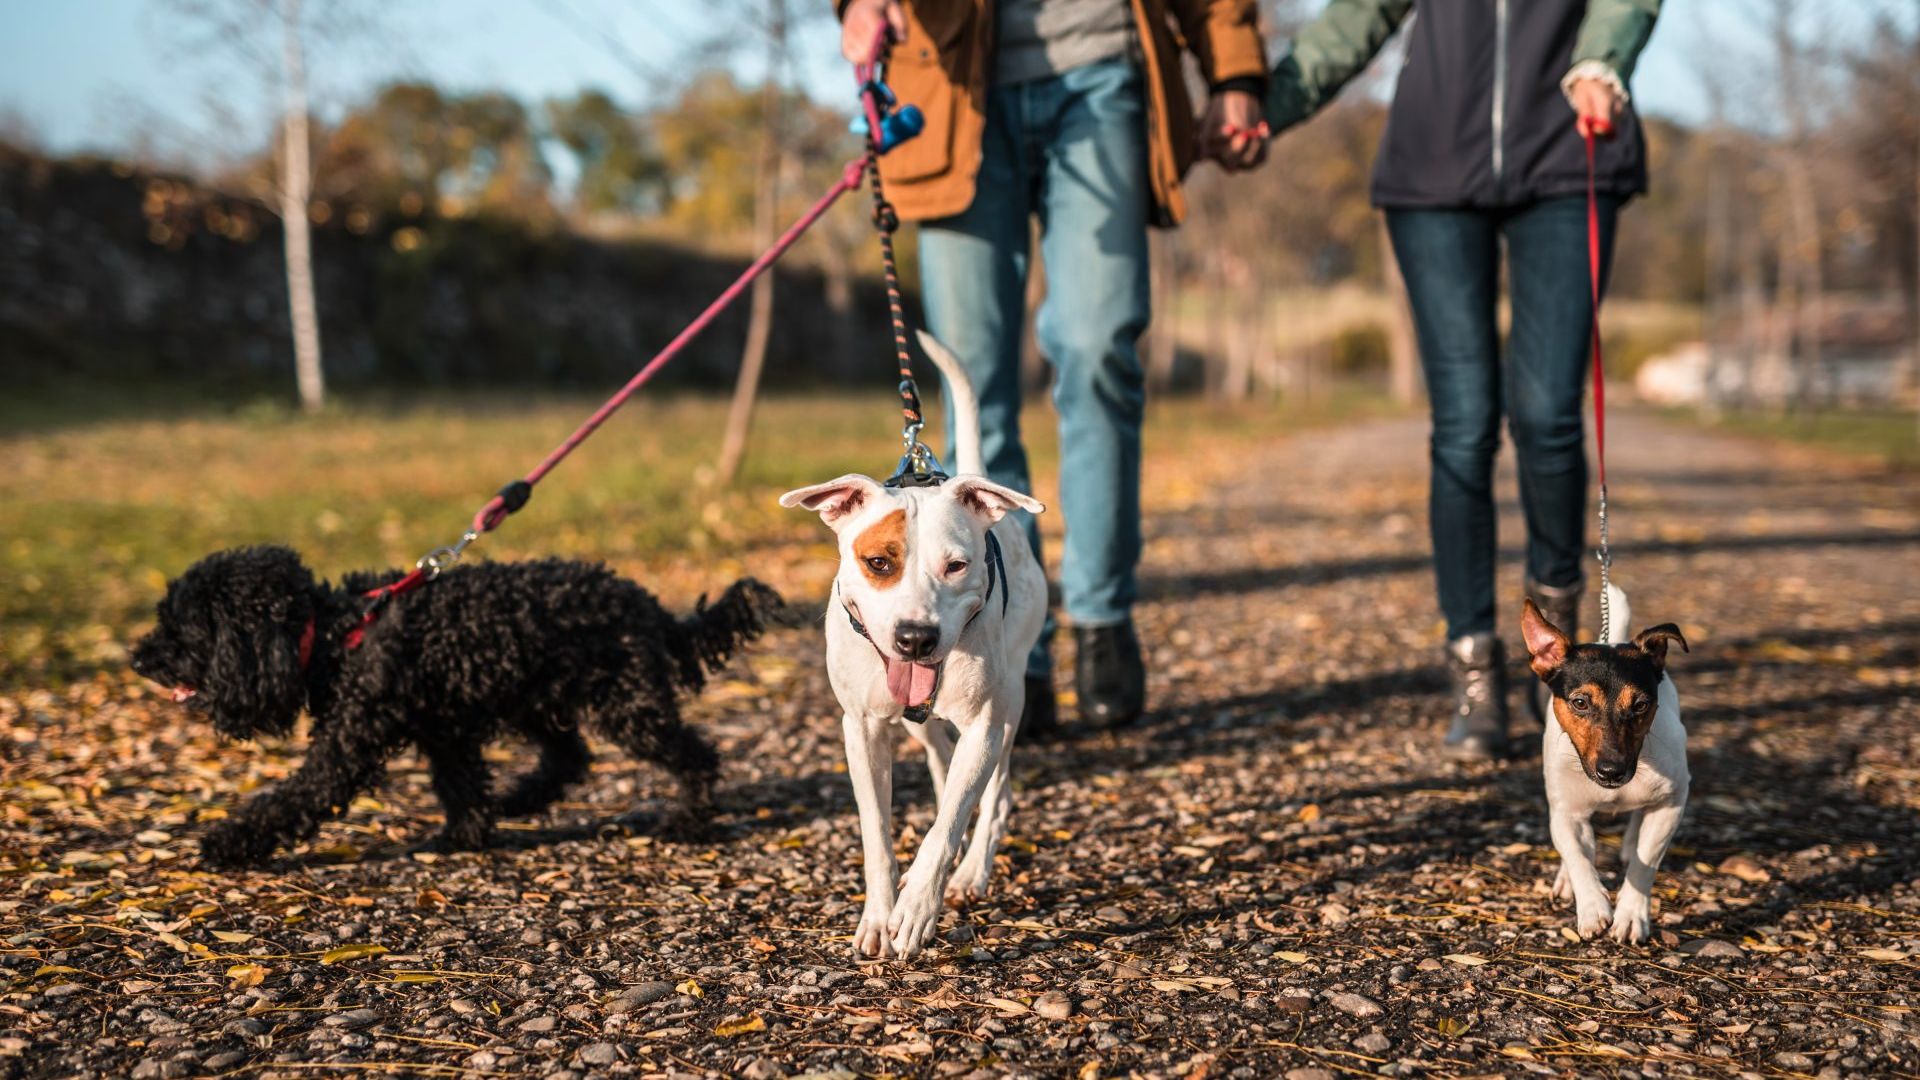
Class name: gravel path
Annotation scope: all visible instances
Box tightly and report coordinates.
[5,411,1918,1079]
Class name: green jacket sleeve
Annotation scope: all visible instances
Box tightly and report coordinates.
[1265,0,1414,133]
[1571,0,1661,83]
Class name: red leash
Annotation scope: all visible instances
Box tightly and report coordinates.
[1582,116,1616,639]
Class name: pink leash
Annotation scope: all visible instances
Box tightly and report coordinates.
[349,24,906,647]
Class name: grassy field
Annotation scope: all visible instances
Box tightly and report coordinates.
[1,387,1396,690]
[1677,406,1920,470]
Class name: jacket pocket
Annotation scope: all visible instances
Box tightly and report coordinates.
[876,4,976,184]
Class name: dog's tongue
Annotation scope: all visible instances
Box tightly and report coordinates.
[884,659,939,708]
[170,686,198,703]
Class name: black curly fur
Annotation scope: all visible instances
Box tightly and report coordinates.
[129,545,784,867]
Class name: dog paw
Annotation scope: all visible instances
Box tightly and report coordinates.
[1551,865,1572,900]
[852,903,895,960]
[199,822,270,868]
[1608,897,1652,944]
[1574,899,1614,939]
[887,883,945,959]
[944,859,993,906]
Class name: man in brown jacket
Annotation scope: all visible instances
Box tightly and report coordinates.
[839,0,1266,735]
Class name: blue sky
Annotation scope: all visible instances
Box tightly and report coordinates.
[0,1,1803,164]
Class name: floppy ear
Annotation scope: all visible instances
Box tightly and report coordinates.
[1633,623,1689,669]
[946,476,1044,524]
[778,474,884,528]
[1520,598,1570,680]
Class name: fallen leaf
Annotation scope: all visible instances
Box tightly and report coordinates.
[1296,804,1321,824]
[1435,1017,1469,1036]
[319,944,389,965]
[1859,948,1907,961]
[1274,951,1309,964]
[212,930,253,944]
[676,978,703,998]
[226,963,267,987]
[713,1013,765,1037]
[987,996,1031,1013]
[1444,953,1489,966]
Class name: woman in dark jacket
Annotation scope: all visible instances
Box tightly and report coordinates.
[1266,0,1661,758]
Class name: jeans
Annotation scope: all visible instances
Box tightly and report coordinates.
[918,58,1151,676]
[1385,195,1620,641]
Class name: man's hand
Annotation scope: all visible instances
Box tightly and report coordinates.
[1198,90,1270,172]
[1568,76,1621,137]
[842,0,907,63]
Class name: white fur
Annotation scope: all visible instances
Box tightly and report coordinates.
[779,331,1048,959]
[1544,583,1690,943]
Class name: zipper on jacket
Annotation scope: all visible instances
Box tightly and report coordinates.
[1491,0,1508,183]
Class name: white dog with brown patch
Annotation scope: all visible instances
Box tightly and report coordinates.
[781,331,1048,959]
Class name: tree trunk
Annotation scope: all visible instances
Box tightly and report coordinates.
[716,0,787,484]
[280,0,324,413]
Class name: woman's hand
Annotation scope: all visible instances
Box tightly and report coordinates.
[1198,91,1271,172]
[1568,76,1621,137]
[841,0,907,64]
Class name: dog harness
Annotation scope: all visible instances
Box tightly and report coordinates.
[839,469,1010,725]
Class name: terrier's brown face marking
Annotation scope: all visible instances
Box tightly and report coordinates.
[853,509,907,589]
[1520,599,1688,788]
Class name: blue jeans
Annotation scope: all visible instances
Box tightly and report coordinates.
[919,58,1151,676]
[1385,196,1620,641]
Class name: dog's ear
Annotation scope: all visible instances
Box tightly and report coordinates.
[1520,598,1570,680]
[945,476,1044,524]
[1632,623,1689,669]
[779,474,884,528]
[207,614,305,739]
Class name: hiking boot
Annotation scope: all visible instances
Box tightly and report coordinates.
[1525,576,1583,726]
[1075,622,1145,729]
[1019,674,1060,742]
[1445,632,1509,759]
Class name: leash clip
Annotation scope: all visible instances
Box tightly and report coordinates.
[418,529,481,579]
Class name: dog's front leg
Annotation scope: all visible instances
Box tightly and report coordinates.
[1549,809,1612,938]
[842,711,899,959]
[946,737,1013,905]
[202,712,397,867]
[889,716,1006,958]
[1610,798,1684,944]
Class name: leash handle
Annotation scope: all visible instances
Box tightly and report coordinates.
[1584,118,1614,641]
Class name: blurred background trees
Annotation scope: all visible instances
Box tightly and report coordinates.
[2,0,1916,435]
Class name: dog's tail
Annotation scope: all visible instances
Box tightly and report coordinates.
[915,330,982,476]
[673,578,786,688]
[1603,582,1632,646]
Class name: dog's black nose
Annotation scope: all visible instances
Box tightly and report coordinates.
[893,622,940,661]
[1593,759,1631,785]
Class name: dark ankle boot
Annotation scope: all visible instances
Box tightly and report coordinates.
[1445,632,1509,759]
[1524,576,1583,725]
[1074,622,1145,729]
[1020,674,1059,741]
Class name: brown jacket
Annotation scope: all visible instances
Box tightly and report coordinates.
[845,0,1267,226]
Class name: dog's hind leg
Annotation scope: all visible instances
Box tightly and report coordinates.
[497,727,591,818]
[420,739,498,852]
[1610,798,1684,944]
[904,717,955,805]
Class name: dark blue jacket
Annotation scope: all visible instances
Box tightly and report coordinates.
[1268,0,1661,209]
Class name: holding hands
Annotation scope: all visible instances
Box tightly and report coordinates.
[1199,89,1270,172]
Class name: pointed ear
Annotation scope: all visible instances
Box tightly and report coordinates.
[1520,598,1570,680]
[1633,623,1689,669]
[946,476,1044,524]
[778,474,884,528]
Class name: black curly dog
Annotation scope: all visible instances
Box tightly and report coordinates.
[130,546,782,867]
